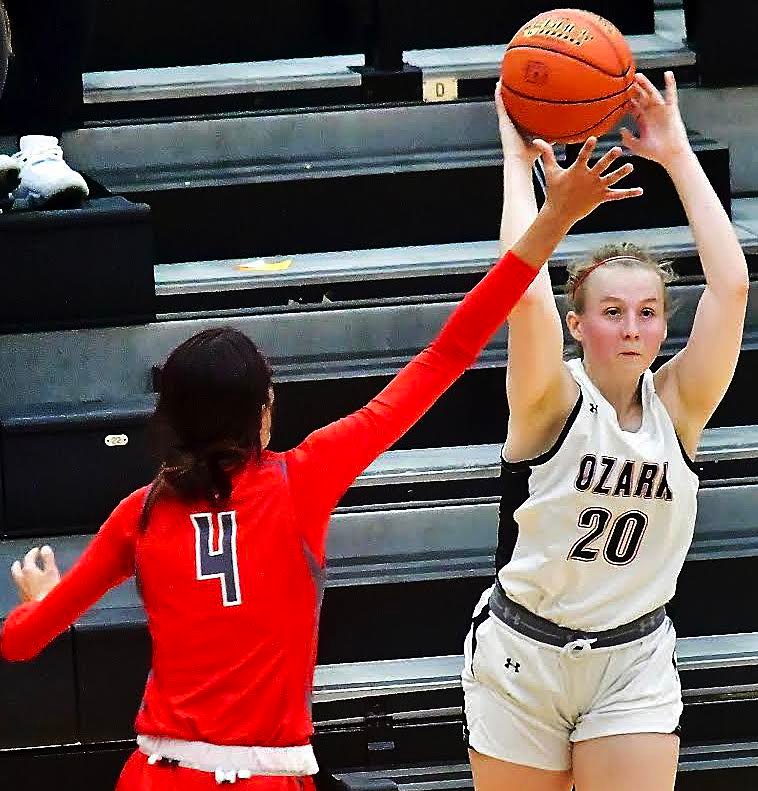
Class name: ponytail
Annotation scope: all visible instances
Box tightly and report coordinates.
[138,327,273,533]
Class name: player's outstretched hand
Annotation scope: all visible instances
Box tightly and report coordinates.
[534,136,643,226]
[11,545,61,603]
[495,80,540,164]
[620,71,691,170]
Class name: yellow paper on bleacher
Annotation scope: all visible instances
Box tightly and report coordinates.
[236,258,293,272]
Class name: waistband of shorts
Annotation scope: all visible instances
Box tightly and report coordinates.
[488,580,666,649]
[137,735,319,778]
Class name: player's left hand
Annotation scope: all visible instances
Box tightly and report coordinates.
[11,545,61,603]
[495,80,541,164]
[620,71,691,170]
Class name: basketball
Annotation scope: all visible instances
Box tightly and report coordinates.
[500,9,636,144]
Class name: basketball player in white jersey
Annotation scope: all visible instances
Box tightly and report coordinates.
[463,72,749,791]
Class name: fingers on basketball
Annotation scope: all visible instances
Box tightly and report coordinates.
[635,73,665,106]
[494,80,505,112]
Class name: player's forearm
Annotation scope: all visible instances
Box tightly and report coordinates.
[511,202,574,271]
[501,157,555,311]
[500,156,539,255]
[666,149,749,298]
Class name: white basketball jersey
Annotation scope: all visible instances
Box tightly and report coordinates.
[497,358,700,631]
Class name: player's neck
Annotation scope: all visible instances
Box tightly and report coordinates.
[582,358,643,423]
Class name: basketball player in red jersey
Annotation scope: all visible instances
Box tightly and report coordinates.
[1,127,642,788]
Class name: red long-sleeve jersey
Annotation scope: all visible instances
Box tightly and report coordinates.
[1,250,536,747]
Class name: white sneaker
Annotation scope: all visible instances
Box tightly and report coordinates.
[0,154,21,196]
[11,135,89,210]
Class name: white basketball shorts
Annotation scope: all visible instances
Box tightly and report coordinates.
[462,587,682,772]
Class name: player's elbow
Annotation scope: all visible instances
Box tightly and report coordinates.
[709,274,750,306]
[0,631,40,662]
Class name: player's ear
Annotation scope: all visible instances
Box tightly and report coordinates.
[566,311,582,343]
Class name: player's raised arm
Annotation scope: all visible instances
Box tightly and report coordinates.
[496,83,573,462]
[624,72,750,450]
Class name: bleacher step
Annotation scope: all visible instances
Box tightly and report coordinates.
[82,9,690,108]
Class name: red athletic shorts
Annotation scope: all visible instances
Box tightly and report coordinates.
[116,750,318,791]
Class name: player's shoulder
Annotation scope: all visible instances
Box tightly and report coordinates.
[110,485,152,520]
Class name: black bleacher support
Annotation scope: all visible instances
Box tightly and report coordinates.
[683,0,758,87]
[0,196,156,333]
[74,609,151,743]
[0,0,94,134]
[0,745,132,791]
[0,400,156,537]
[0,635,78,748]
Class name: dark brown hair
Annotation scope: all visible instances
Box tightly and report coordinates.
[140,328,273,531]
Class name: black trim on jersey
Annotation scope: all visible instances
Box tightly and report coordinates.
[462,708,471,749]
[501,391,584,472]
[496,460,530,572]
[674,431,700,477]
[469,604,490,680]
[496,393,583,572]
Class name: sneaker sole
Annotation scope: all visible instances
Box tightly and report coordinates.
[13,185,89,211]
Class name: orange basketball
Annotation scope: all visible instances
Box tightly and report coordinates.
[500,9,636,144]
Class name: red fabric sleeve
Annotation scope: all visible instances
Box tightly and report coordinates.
[286,250,538,559]
[0,490,144,662]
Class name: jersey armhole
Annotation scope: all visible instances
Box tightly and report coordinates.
[501,391,584,472]
[674,431,701,477]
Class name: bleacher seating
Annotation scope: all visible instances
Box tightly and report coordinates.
[2,2,758,790]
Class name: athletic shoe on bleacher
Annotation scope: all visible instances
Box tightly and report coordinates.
[0,153,20,197]
[10,135,89,210]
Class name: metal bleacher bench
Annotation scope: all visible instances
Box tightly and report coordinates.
[356,424,758,488]
[153,215,758,302]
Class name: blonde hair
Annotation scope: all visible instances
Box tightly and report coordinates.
[564,242,676,358]
[566,242,676,314]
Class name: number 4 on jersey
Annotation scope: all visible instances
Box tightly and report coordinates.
[191,512,242,606]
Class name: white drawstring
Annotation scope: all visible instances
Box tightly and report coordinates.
[562,637,597,658]
[215,768,253,784]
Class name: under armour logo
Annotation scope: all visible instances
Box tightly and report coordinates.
[589,403,599,414]
[504,658,521,673]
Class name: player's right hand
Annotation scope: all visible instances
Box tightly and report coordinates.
[535,137,643,225]
[10,546,61,603]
